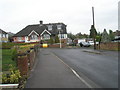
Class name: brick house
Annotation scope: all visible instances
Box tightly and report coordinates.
[13,21,67,43]
[0,29,9,42]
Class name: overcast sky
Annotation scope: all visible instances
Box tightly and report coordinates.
[0,0,119,34]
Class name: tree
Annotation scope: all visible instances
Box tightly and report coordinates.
[55,35,59,43]
[101,29,110,43]
[89,25,97,38]
[109,30,115,41]
[67,33,76,42]
[76,32,88,39]
[96,32,102,42]
[89,25,97,49]
[48,37,54,44]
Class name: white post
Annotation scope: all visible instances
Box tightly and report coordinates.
[59,30,62,48]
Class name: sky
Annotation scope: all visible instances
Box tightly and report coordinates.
[0,0,119,34]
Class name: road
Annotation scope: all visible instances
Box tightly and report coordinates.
[25,49,89,88]
[50,48,118,88]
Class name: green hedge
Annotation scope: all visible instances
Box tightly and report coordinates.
[1,42,29,49]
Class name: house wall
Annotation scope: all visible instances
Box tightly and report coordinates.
[58,34,67,39]
[13,36,25,42]
[13,36,41,43]
[78,38,86,43]
[0,33,8,42]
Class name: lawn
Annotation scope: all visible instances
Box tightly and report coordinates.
[2,49,16,71]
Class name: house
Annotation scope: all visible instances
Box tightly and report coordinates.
[0,29,9,42]
[13,21,67,43]
[113,30,120,42]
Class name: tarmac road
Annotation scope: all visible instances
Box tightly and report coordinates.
[25,49,89,88]
[51,48,118,88]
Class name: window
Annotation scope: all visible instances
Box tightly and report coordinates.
[18,37,22,40]
[2,34,5,38]
[59,34,64,39]
[57,25,62,30]
[43,34,50,40]
[30,35,38,40]
[48,25,52,30]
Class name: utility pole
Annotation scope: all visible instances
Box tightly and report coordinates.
[92,7,96,49]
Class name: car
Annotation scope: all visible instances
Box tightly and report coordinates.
[88,41,99,45]
[79,42,91,47]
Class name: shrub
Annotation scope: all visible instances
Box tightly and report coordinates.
[48,38,54,44]
[11,48,17,61]
[2,43,14,49]
[2,64,21,84]
[55,36,60,43]
[2,42,30,49]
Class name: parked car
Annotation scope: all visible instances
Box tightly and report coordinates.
[88,41,99,45]
[79,42,91,47]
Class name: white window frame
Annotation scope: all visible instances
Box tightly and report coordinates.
[2,34,5,38]
[43,34,50,40]
[57,25,62,30]
[30,35,38,40]
[48,25,53,30]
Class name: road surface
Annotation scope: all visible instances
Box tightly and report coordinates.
[51,48,118,88]
[26,48,118,88]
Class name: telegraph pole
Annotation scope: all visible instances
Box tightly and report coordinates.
[92,7,96,49]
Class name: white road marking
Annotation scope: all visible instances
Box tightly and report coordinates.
[51,52,93,88]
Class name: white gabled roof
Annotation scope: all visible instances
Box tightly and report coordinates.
[40,29,51,35]
[28,30,39,36]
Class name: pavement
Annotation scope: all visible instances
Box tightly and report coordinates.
[25,49,89,88]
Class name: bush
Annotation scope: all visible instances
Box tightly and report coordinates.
[11,48,17,61]
[2,43,14,49]
[55,36,60,43]
[48,38,54,44]
[2,64,21,84]
[2,42,30,49]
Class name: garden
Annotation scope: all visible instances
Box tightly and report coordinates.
[1,42,39,88]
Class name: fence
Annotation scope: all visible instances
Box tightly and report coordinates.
[97,42,119,51]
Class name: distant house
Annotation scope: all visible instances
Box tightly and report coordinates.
[13,21,67,43]
[113,30,120,42]
[0,29,8,42]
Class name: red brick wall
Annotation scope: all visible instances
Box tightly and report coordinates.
[48,44,66,48]
[17,50,37,76]
[13,36,25,42]
[22,37,25,40]
[17,55,28,76]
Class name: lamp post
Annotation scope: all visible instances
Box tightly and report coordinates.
[59,30,62,48]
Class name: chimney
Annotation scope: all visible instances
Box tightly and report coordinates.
[39,20,43,26]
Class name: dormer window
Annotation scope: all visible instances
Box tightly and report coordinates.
[57,24,62,30]
[48,25,52,30]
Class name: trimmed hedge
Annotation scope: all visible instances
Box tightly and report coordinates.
[1,42,30,49]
